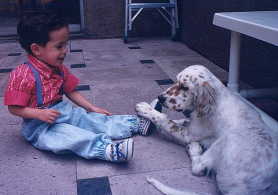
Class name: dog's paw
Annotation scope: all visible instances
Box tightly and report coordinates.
[191,158,207,176]
[187,142,203,157]
[135,102,154,118]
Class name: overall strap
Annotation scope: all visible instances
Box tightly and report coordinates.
[58,71,64,95]
[25,62,44,108]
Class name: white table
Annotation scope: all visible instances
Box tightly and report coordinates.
[213,11,278,130]
[213,11,278,94]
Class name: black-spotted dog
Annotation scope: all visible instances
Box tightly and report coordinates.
[136,65,278,195]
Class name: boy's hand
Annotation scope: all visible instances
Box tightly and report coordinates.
[91,107,112,116]
[37,109,61,123]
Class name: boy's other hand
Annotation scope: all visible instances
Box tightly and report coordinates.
[38,109,61,123]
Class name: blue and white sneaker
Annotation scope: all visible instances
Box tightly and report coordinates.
[138,98,162,136]
[138,117,153,136]
[105,138,134,162]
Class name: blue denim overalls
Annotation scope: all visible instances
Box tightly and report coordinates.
[21,62,141,160]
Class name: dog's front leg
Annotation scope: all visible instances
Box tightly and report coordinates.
[136,102,192,145]
[135,102,168,126]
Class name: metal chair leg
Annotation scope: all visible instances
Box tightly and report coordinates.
[123,0,179,42]
[124,0,129,43]
[171,6,176,40]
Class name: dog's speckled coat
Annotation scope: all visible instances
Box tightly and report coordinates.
[136,65,278,195]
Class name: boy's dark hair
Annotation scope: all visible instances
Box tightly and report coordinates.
[17,11,68,54]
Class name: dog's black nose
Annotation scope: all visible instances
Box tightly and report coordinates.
[158,95,166,104]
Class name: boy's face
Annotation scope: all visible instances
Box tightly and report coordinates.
[32,26,69,67]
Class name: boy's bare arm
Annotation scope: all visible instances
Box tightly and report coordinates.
[66,91,112,115]
[8,105,60,124]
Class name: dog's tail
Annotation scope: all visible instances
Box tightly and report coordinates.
[147,177,208,195]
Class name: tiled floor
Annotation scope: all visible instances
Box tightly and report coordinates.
[0,37,277,195]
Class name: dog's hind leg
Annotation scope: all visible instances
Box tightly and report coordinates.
[187,142,207,176]
[188,138,224,176]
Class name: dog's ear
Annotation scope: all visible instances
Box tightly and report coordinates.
[194,81,216,117]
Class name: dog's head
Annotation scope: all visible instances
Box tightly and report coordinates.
[158,65,216,117]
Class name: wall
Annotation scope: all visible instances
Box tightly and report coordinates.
[179,0,278,88]
[0,0,17,16]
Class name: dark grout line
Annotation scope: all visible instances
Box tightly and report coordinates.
[70,64,86,68]
[76,85,90,91]
[128,46,141,49]
[140,59,155,64]
[70,49,83,53]
[155,79,174,85]
[0,68,13,73]
[8,53,21,56]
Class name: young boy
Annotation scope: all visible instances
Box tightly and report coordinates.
[4,12,154,162]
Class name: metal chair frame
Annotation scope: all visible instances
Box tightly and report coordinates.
[124,0,179,43]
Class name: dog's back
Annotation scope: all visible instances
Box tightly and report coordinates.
[215,128,278,195]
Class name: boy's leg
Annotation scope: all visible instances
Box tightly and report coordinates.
[68,99,162,138]
[53,101,140,139]
[70,109,155,138]
[52,100,159,140]
[34,123,110,159]
[32,123,133,162]
[71,110,141,139]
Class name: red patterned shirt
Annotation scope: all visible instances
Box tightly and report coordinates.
[4,55,79,108]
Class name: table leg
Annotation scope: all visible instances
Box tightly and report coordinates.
[79,0,85,31]
[228,31,241,92]
[124,0,129,43]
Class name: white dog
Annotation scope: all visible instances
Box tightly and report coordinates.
[136,65,278,195]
